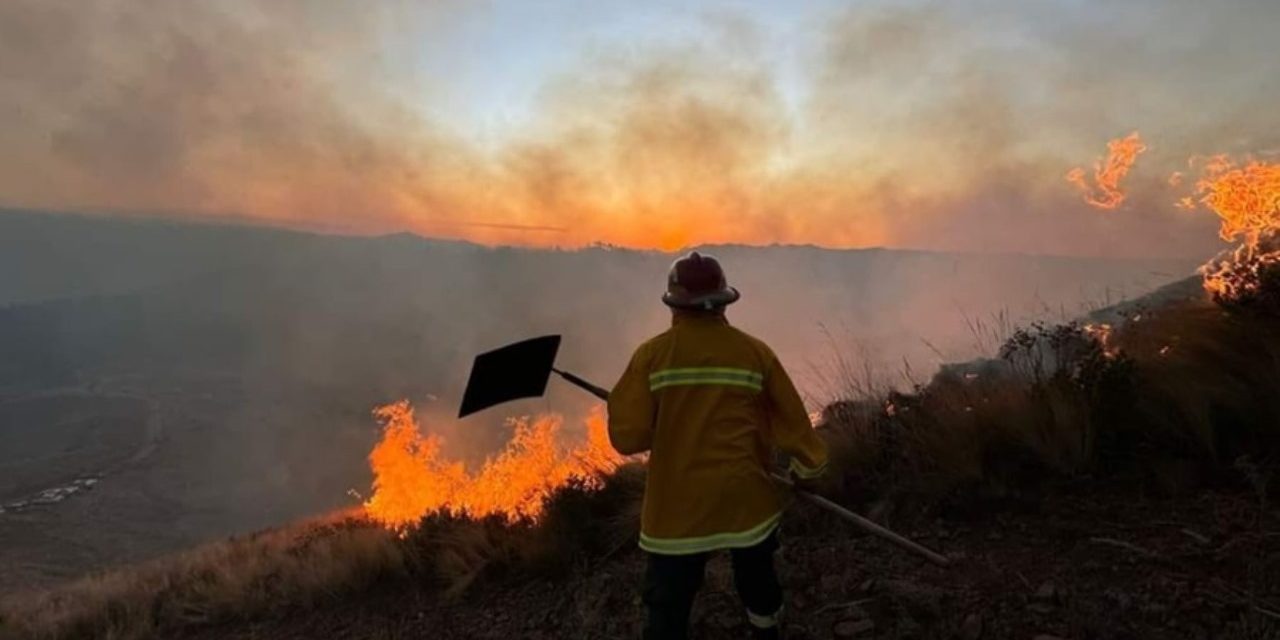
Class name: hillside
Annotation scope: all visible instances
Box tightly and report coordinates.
[3,253,1278,639]
[0,210,1200,598]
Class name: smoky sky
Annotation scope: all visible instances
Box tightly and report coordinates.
[0,0,1277,257]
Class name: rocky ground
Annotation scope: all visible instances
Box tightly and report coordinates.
[190,482,1280,639]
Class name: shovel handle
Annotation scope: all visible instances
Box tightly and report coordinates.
[552,368,610,401]
[771,473,951,567]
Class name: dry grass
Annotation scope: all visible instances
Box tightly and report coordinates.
[0,512,407,639]
[1116,300,1280,461]
[402,463,645,596]
[0,466,645,640]
[818,280,1280,513]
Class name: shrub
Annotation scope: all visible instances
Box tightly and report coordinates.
[819,289,1280,509]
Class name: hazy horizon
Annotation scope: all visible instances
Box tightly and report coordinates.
[0,206,1221,262]
[3,1,1278,257]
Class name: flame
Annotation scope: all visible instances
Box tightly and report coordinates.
[1065,131,1148,210]
[1083,322,1120,358]
[1189,156,1280,245]
[1181,156,1280,303]
[1199,239,1280,303]
[362,400,621,529]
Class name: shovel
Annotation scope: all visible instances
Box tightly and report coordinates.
[458,335,951,567]
[458,335,607,418]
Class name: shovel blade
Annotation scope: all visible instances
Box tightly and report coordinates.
[458,335,561,418]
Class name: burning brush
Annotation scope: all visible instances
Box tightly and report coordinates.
[1200,234,1280,314]
[362,400,620,529]
[1187,156,1280,313]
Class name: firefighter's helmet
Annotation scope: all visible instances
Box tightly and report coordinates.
[662,251,740,310]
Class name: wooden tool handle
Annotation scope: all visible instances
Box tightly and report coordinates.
[771,473,951,567]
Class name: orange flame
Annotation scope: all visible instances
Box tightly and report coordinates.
[1199,243,1280,302]
[362,400,621,529]
[1180,155,1280,301]
[1189,156,1280,245]
[1083,322,1119,358]
[1065,131,1148,210]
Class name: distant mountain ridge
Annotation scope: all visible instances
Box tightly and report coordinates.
[0,208,1198,403]
[0,208,1194,306]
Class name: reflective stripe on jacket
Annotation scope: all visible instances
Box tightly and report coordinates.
[607,313,829,555]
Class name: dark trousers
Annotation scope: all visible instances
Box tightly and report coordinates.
[642,533,783,640]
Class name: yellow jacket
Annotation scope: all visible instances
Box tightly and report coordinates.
[607,313,829,555]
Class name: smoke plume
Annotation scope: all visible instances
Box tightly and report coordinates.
[1,0,1278,257]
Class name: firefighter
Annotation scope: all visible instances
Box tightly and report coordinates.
[607,251,830,640]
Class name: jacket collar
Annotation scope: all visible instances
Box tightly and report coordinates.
[671,310,729,326]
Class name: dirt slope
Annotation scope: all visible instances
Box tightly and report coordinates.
[191,483,1279,640]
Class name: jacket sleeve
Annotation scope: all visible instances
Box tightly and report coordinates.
[763,350,829,479]
[606,344,655,455]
